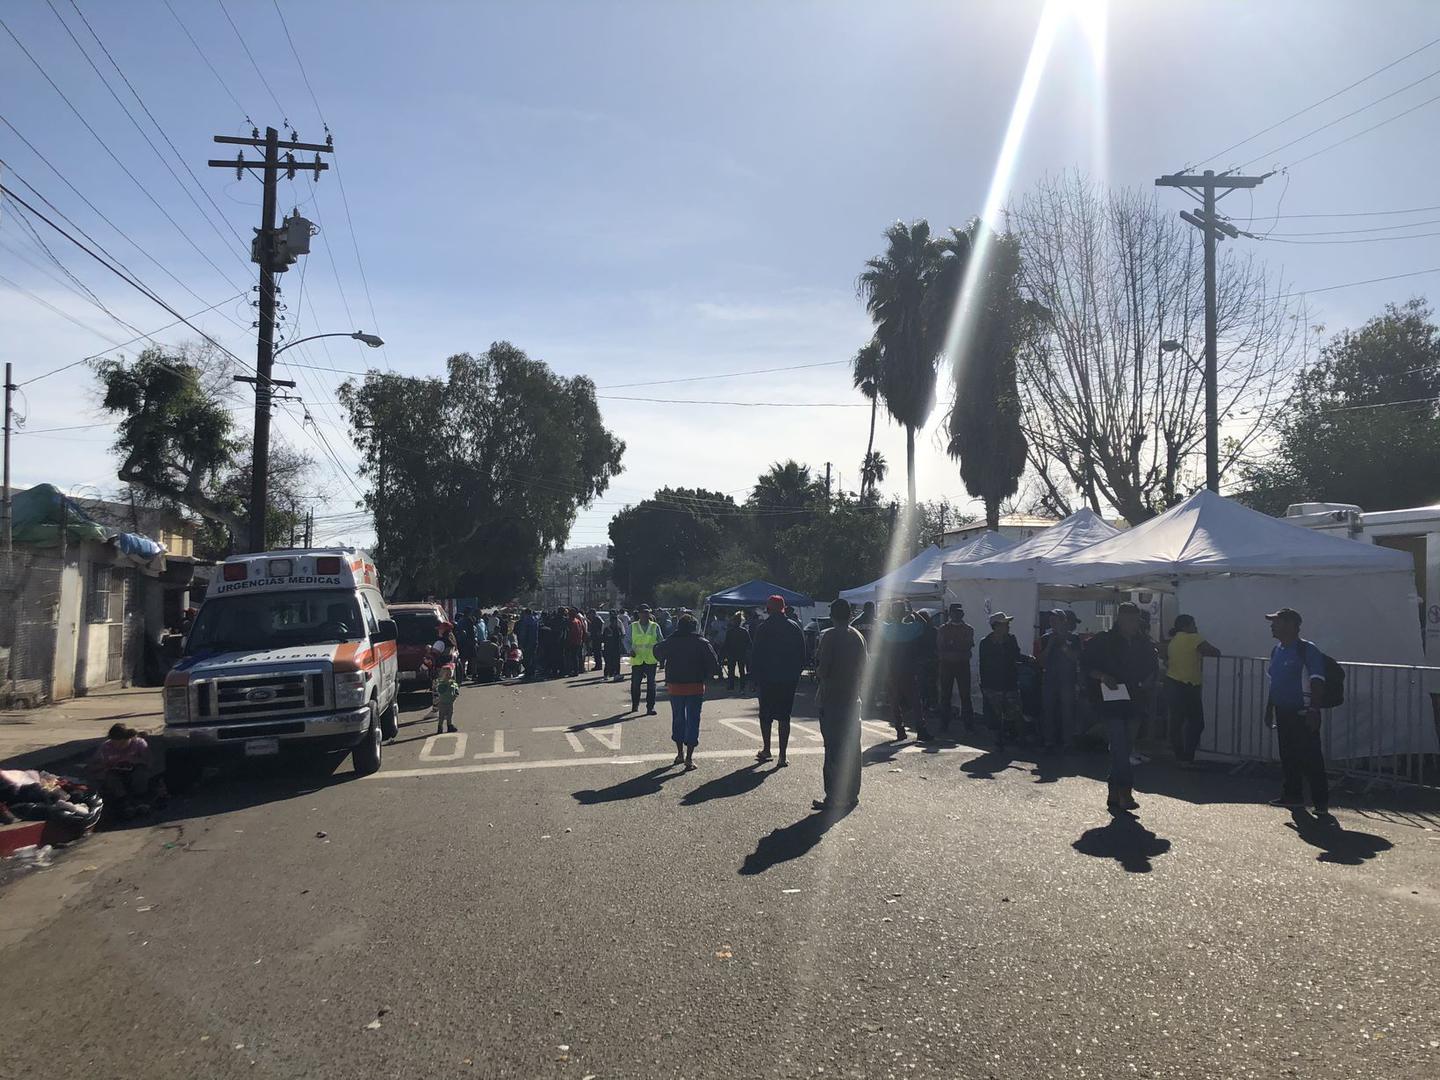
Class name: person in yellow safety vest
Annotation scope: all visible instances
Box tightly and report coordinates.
[627,603,664,715]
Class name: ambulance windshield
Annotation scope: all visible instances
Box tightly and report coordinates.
[188,591,367,653]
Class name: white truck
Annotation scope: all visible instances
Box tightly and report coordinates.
[163,548,401,777]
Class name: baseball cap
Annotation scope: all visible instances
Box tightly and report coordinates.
[989,611,1012,624]
[948,602,964,615]
[766,594,786,613]
[1264,606,1302,624]
[638,603,652,613]
[1116,601,1141,615]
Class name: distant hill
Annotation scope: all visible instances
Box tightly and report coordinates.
[544,545,608,572]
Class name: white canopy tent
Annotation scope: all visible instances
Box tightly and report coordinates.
[1041,490,1422,665]
[839,532,1016,608]
[943,509,1120,637]
[1041,491,1432,759]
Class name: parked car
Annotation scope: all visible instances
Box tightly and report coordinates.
[388,602,454,692]
[163,548,399,777]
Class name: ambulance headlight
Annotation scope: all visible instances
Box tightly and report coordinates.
[333,671,367,708]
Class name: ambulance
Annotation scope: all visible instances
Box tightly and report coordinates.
[163,549,401,777]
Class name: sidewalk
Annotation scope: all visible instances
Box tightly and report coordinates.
[0,686,163,770]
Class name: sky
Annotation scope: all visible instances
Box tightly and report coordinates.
[2,0,1439,555]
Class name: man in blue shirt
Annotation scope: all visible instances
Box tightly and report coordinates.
[1265,607,1330,816]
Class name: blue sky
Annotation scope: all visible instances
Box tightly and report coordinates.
[2,0,1439,552]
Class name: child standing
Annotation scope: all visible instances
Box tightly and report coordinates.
[433,665,460,734]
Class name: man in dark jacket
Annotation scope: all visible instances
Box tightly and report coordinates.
[654,613,720,771]
[748,594,806,767]
[517,609,539,680]
[978,612,1023,749]
[1081,601,1158,813]
[936,603,976,733]
[722,612,751,692]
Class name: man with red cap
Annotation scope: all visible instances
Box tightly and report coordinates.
[747,594,806,767]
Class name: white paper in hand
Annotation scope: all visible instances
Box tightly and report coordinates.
[1101,682,1131,702]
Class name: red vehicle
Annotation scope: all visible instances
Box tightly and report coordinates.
[388,602,454,692]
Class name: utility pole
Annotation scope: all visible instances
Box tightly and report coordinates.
[304,508,313,548]
[1154,168,1268,492]
[209,127,330,551]
[824,462,832,506]
[2,362,13,554]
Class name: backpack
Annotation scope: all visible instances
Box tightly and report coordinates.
[1300,639,1346,708]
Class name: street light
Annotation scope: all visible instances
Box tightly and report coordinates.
[1160,338,1198,368]
[273,330,384,359]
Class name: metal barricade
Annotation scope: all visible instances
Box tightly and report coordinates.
[1201,655,1440,790]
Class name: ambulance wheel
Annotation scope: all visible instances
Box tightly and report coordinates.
[352,711,382,776]
[379,700,399,741]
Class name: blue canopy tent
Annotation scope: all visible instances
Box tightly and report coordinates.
[705,579,812,609]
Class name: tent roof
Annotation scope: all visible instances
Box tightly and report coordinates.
[943,508,1120,581]
[838,545,948,604]
[913,530,1017,586]
[1042,490,1413,586]
[706,579,813,608]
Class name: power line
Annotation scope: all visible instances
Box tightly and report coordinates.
[1229,203,1440,222]
[1256,216,1440,235]
[217,0,288,122]
[595,359,846,389]
[1255,229,1440,246]
[1270,266,1440,301]
[0,13,246,292]
[0,269,125,345]
[1284,89,1440,170]
[1238,63,1440,169]
[161,0,253,125]
[597,394,869,407]
[1188,36,1440,170]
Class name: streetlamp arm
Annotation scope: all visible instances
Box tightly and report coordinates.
[273,331,384,359]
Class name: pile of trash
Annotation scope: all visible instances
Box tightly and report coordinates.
[0,768,104,832]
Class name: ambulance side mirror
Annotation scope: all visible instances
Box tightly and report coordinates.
[374,619,397,644]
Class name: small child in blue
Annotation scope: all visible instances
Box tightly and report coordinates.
[433,665,460,734]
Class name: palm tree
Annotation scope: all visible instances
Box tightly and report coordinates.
[749,460,821,513]
[857,220,945,517]
[859,450,888,499]
[851,339,883,497]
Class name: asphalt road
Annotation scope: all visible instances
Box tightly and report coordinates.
[4,670,1439,1080]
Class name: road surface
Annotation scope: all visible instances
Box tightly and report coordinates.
[3,670,1438,1079]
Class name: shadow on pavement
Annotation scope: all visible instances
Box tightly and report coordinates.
[572,765,679,805]
[567,711,644,732]
[961,748,1018,780]
[739,804,852,875]
[861,738,905,768]
[1285,809,1394,865]
[681,763,770,806]
[0,738,96,772]
[1072,813,1172,873]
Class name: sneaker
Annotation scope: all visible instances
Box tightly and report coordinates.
[1268,796,1305,808]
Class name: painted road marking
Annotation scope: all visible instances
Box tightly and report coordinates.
[472,730,520,760]
[720,718,762,742]
[419,732,468,762]
[368,740,960,780]
[587,724,622,751]
[533,726,585,752]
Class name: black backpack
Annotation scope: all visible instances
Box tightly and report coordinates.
[1300,639,1346,708]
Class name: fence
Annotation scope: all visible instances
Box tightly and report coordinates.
[0,552,64,708]
[1200,655,1440,789]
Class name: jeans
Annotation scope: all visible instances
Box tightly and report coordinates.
[1166,678,1205,762]
[888,671,921,732]
[631,663,657,711]
[669,693,703,746]
[982,689,1023,746]
[725,657,747,691]
[1041,671,1077,747]
[437,701,454,732]
[937,661,975,727]
[1102,699,1134,793]
[819,704,861,807]
[1275,706,1329,809]
[604,650,621,680]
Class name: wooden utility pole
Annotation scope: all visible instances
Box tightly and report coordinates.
[209,127,330,550]
[1154,168,1268,492]
[2,362,12,553]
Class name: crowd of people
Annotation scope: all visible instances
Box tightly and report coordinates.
[428,595,1336,820]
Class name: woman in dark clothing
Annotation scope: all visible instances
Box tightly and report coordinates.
[602,611,625,682]
[722,611,751,692]
[653,613,720,771]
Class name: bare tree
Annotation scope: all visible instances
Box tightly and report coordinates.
[1008,172,1306,523]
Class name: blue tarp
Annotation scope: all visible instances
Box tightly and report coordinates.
[705,579,813,608]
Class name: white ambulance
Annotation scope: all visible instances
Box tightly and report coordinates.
[163,548,400,777]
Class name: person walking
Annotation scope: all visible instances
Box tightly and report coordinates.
[936,603,976,734]
[627,604,663,714]
[602,610,625,682]
[814,598,868,813]
[1038,608,1082,751]
[978,612,1024,750]
[1264,607,1332,816]
[1081,601,1158,813]
[1165,615,1221,766]
[654,613,720,771]
[749,594,806,766]
[723,611,751,692]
